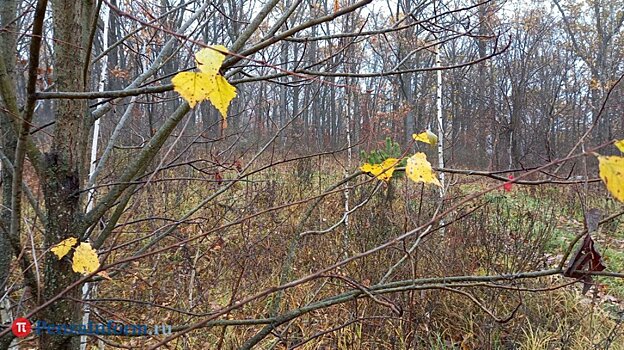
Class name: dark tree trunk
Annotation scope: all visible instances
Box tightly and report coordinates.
[40,0,95,349]
[0,1,20,348]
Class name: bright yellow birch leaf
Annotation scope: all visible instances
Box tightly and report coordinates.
[171,72,212,108]
[598,155,624,202]
[377,158,399,181]
[72,242,100,275]
[206,75,237,119]
[360,163,382,179]
[172,45,237,122]
[360,163,374,173]
[360,158,399,181]
[195,46,227,76]
[614,139,624,153]
[51,237,78,259]
[406,152,441,187]
[412,130,438,146]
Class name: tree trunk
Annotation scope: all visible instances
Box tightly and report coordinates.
[40,1,94,349]
[0,1,20,348]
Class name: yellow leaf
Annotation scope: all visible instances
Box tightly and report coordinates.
[381,157,399,169]
[360,158,398,181]
[406,152,441,187]
[51,237,78,259]
[598,155,624,202]
[412,130,438,146]
[172,45,237,118]
[72,242,100,275]
[360,163,374,172]
[195,46,228,76]
[615,139,624,153]
[171,72,212,108]
[207,75,237,119]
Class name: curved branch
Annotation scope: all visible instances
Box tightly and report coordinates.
[8,0,47,296]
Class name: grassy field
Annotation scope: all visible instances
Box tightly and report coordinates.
[81,157,624,349]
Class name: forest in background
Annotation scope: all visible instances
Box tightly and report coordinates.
[21,0,624,169]
[1,0,624,348]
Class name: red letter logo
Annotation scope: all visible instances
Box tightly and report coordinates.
[12,318,31,337]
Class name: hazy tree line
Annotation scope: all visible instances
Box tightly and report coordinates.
[9,0,624,170]
[104,0,620,170]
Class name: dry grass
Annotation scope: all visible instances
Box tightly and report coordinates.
[12,156,623,349]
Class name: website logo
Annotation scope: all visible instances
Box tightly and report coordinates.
[9,318,171,338]
[11,318,32,337]
[34,320,172,336]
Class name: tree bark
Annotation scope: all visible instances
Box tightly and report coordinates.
[0,1,18,348]
[40,1,94,349]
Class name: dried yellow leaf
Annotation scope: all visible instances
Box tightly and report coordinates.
[412,130,438,146]
[195,46,228,76]
[72,242,100,275]
[406,152,441,187]
[360,163,374,173]
[171,45,237,121]
[614,139,624,153]
[171,72,212,108]
[360,158,399,181]
[598,155,624,202]
[207,75,237,119]
[51,237,78,259]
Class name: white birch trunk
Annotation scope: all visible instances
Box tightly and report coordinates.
[344,85,353,257]
[81,4,109,350]
[436,44,445,194]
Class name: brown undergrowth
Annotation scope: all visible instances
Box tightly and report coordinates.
[8,156,624,349]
